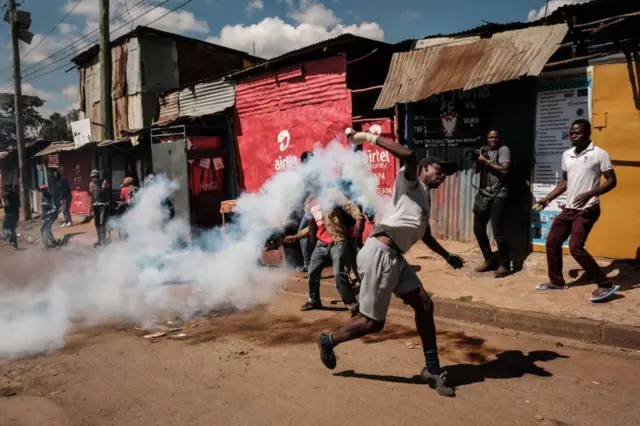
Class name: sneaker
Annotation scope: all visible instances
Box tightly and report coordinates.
[317,334,337,370]
[60,223,68,228]
[301,301,322,311]
[66,222,72,227]
[421,368,456,397]
[296,266,308,273]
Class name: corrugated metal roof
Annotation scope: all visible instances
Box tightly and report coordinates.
[33,142,77,157]
[155,78,235,125]
[375,24,568,109]
[235,56,346,118]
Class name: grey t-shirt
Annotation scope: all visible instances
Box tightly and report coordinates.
[374,168,431,254]
[480,145,510,198]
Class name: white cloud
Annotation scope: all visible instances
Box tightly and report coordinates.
[4,83,55,104]
[208,1,384,59]
[62,84,78,102]
[64,0,209,37]
[58,23,78,36]
[527,0,592,22]
[290,3,340,27]
[246,0,265,16]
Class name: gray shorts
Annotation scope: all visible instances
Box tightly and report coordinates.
[357,237,422,322]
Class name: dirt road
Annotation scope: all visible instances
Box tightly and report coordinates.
[1,288,639,425]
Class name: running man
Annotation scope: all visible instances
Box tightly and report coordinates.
[315,128,463,397]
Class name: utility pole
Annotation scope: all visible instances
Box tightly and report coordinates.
[99,0,113,141]
[8,0,32,221]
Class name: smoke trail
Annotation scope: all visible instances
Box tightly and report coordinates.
[0,139,390,358]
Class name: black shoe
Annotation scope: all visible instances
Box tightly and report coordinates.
[301,301,322,311]
[317,334,337,370]
[421,368,455,397]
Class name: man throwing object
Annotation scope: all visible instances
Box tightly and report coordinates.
[316,128,464,397]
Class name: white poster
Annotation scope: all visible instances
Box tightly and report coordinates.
[531,68,593,248]
[71,118,93,148]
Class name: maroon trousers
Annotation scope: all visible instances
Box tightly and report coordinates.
[545,204,608,286]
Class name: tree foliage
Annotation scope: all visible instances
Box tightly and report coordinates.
[0,93,46,148]
[39,111,77,141]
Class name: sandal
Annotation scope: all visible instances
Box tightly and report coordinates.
[536,282,568,291]
[591,285,620,303]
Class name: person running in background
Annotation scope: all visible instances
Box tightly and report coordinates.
[90,170,110,247]
[2,183,20,249]
[284,187,364,318]
[534,119,619,302]
[40,185,58,248]
[54,171,73,228]
[295,151,315,272]
[315,128,463,397]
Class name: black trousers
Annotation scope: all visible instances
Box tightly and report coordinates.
[93,204,109,244]
[473,197,510,267]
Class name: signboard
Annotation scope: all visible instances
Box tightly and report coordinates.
[531,68,592,248]
[412,87,490,148]
[235,101,351,193]
[361,120,397,197]
[71,118,93,148]
[47,154,59,168]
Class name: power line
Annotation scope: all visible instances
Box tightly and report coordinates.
[19,0,85,64]
[0,0,152,80]
[0,0,161,91]
[10,0,195,88]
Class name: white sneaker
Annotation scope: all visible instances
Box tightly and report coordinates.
[60,223,68,228]
[66,222,72,227]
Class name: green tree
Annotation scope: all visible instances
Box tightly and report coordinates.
[0,93,46,148]
[40,112,73,141]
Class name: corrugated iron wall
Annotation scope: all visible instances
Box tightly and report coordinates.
[404,78,537,264]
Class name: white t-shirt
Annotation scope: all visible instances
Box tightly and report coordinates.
[562,143,613,210]
[374,168,431,253]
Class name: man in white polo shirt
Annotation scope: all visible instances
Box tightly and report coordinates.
[315,128,464,397]
[535,119,618,302]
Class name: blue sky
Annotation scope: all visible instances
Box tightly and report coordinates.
[0,0,586,117]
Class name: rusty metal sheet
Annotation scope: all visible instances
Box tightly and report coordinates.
[79,68,85,114]
[156,90,180,125]
[91,102,101,141]
[113,97,128,137]
[127,94,143,130]
[127,37,141,95]
[112,43,128,99]
[375,24,568,109]
[33,142,78,157]
[179,79,235,118]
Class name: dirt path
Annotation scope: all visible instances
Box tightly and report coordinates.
[1,289,639,426]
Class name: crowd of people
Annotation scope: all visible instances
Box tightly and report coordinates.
[0,118,619,396]
[278,119,618,397]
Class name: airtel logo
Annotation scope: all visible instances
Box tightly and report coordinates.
[277,130,291,152]
[368,124,382,136]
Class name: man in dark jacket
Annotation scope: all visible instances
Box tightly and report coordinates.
[2,183,20,249]
[40,185,58,248]
[54,170,73,228]
[90,169,110,247]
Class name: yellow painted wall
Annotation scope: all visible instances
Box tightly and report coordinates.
[588,61,640,259]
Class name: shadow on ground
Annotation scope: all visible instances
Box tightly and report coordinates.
[568,252,640,293]
[334,350,569,389]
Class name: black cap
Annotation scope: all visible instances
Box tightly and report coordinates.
[418,156,457,176]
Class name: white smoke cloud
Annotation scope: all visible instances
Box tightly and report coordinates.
[0,138,390,358]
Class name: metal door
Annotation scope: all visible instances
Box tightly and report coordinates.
[151,139,190,226]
